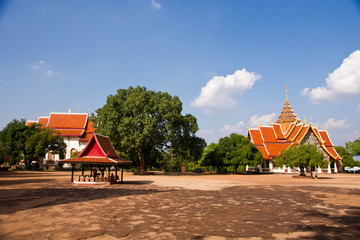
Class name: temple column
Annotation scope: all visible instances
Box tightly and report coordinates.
[246,165,249,171]
[328,163,331,174]
[318,166,322,173]
[334,162,338,173]
[287,166,291,173]
[269,161,273,172]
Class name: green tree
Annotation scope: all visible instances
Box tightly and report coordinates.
[91,86,205,173]
[346,138,360,157]
[24,128,66,167]
[201,134,262,173]
[1,119,66,168]
[200,143,224,172]
[1,119,30,166]
[335,146,355,168]
[274,144,328,176]
[219,134,263,173]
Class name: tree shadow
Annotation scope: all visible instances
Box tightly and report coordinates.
[0,184,171,215]
[0,178,56,186]
[291,207,360,239]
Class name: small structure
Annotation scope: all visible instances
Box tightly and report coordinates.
[60,133,132,184]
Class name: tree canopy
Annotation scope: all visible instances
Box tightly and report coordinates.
[345,138,360,157]
[0,119,66,168]
[274,143,328,175]
[201,133,263,173]
[91,86,205,173]
[335,146,356,168]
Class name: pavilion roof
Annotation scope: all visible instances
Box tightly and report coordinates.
[60,133,132,166]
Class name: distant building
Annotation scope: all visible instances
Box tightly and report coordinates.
[26,110,95,164]
[247,87,342,173]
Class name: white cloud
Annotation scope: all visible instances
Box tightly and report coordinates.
[30,60,49,69]
[220,121,245,134]
[44,70,54,76]
[302,50,360,103]
[249,113,277,127]
[197,121,246,144]
[191,68,261,114]
[29,60,58,77]
[151,0,161,10]
[320,118,351,129]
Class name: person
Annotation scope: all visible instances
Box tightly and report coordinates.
[109,173,115,184]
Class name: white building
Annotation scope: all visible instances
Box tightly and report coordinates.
[26,111,95,164]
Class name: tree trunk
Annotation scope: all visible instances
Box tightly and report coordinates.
[138,149,147,174]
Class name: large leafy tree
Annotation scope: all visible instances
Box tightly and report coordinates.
[91,86,205,173]
[1,119,30,166]
[1,119,66,168]
[274,144,328,176]
[201,134,263,173]
[219,133,263,173]
[346,138,360,157]
[335,146,356,168]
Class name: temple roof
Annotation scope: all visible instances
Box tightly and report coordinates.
[61,133,132,165]
[247,86,341,162]
[248,123,342,161]
[25,112,95,139]
[275,86,300,132]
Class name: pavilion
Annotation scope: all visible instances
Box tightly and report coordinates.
[60,133,132,184]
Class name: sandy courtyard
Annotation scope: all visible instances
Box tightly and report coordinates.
[0,171,360,239]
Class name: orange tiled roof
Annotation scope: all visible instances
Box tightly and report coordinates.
[271,123,285,140]
[47,113,88,129]
[256,146,269,159]
[26,121,37,127]
[26,112,95,141]
[247,123,341,161]
[264,143,292,158]
[248,129,264,146]
[78,121,96,141]
[38,117,49,127]
[54,129,84,136]
[259,126,278,143]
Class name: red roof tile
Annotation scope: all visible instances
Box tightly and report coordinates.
[55,129,84,137]
[259,126,278,143]
[264,143,292,158]
[47,113,88,129]
[248,129,264,146]
[256,146,270,160]
[38,117,49,127]
[318,130,333,147]
[272,123,285,140]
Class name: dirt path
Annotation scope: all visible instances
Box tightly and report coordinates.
[0,171,359,239]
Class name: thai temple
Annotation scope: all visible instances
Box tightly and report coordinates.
[247,87,342,173]
[26,109,95,164]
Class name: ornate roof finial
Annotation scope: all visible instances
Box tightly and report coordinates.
[286,84,288,103]
[68,108,71,113]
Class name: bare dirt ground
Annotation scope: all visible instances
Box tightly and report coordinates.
[0,171,360,240]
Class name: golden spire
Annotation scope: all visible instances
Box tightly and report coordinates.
[276,85,299,131]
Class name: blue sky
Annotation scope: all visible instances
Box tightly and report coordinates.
[0,0,360,146]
